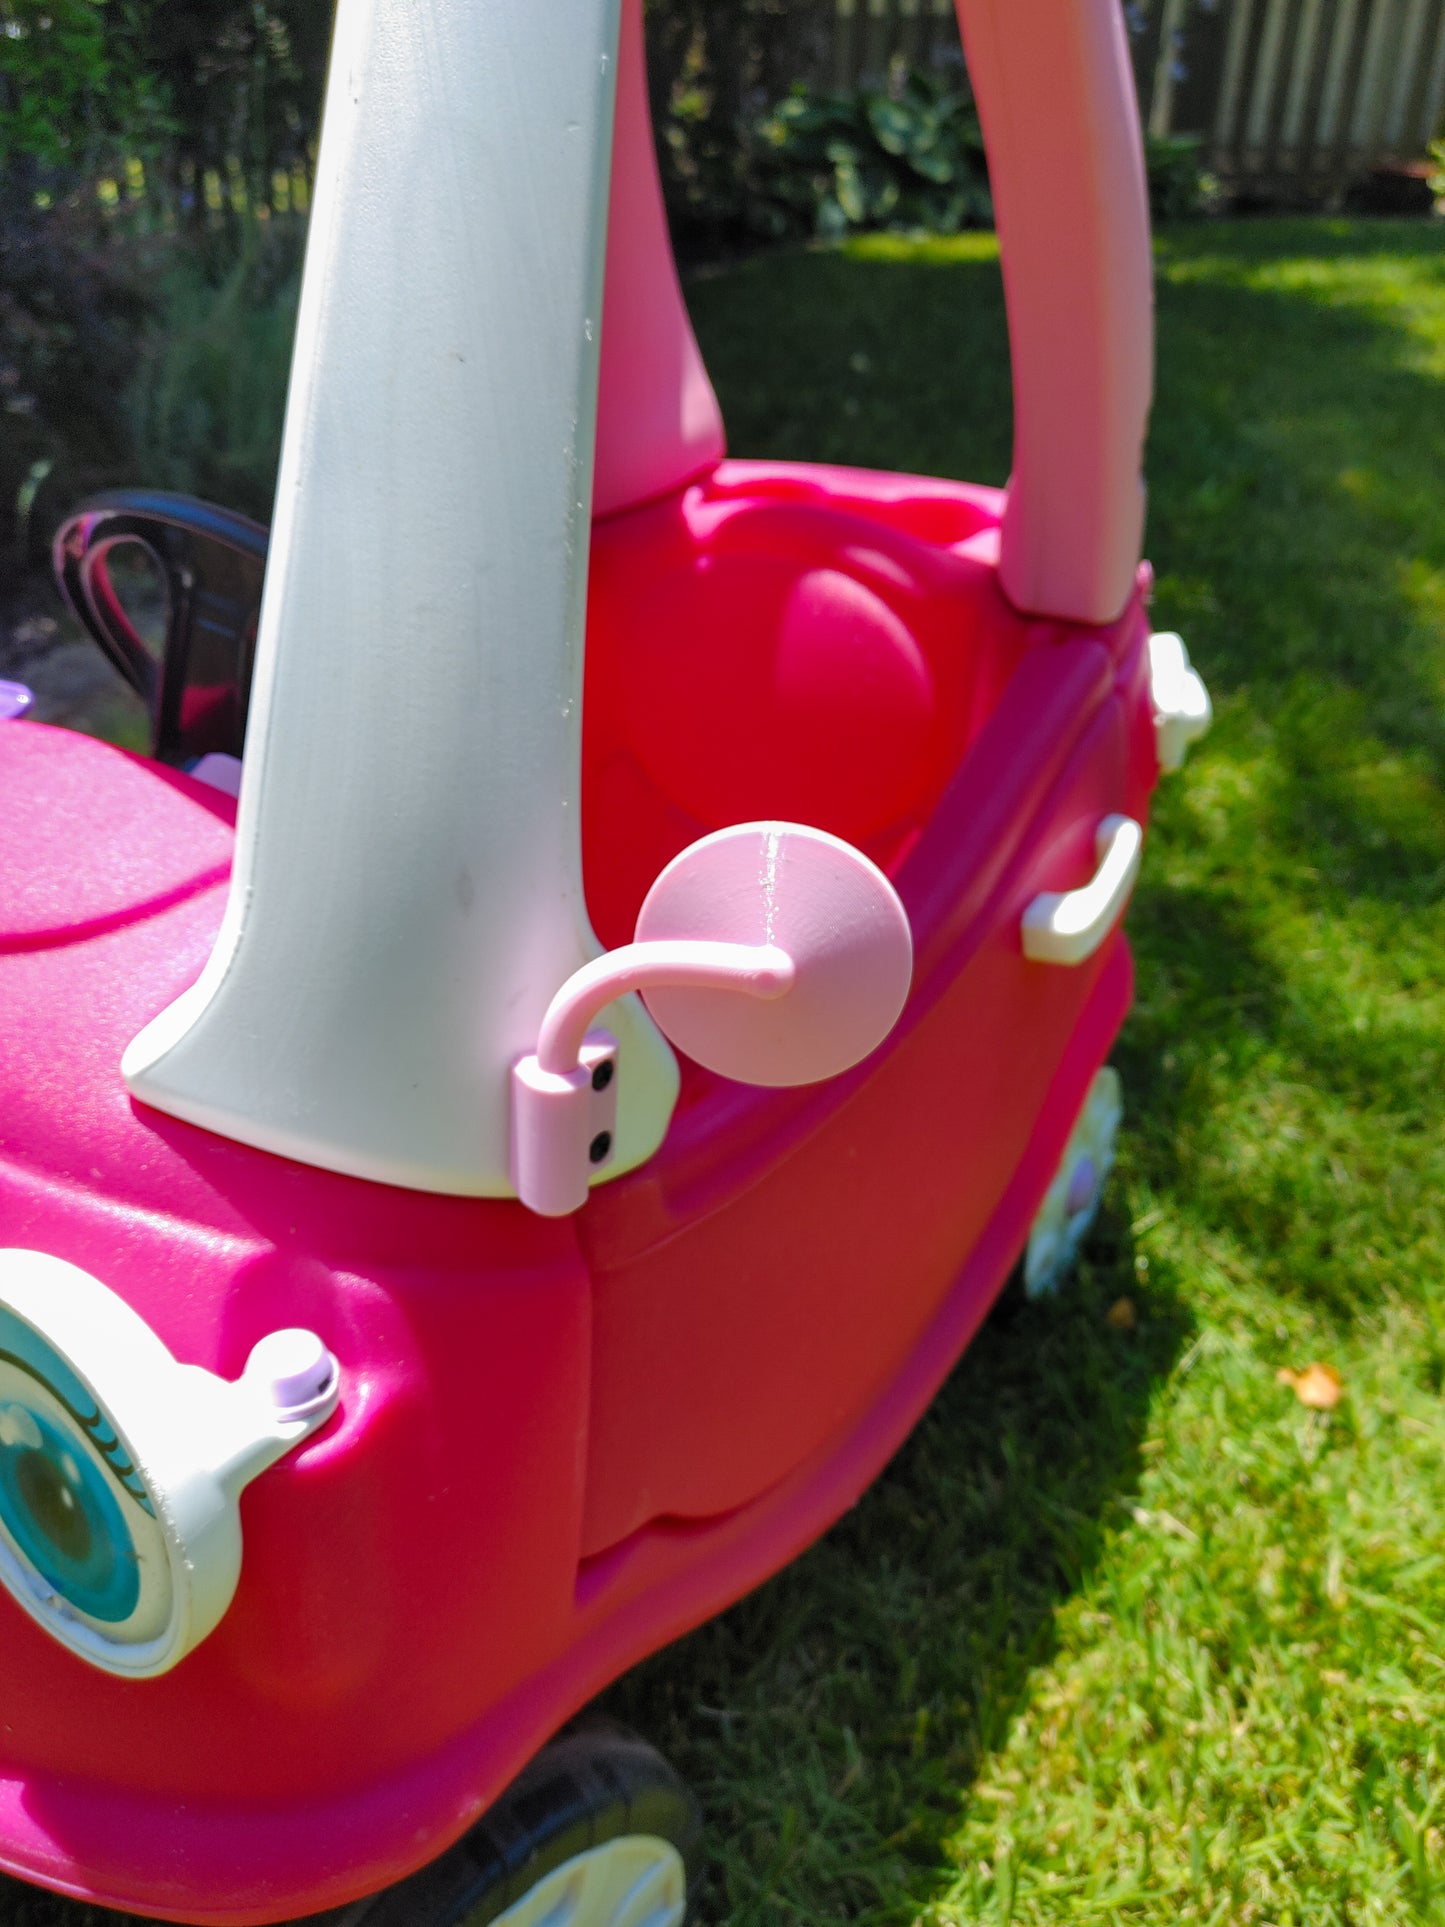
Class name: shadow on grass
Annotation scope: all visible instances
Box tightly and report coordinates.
[636,219,1445,1916]
[4,222,1443,1924]
[0,1239,1187,1927]
[602,1215,1191,1923]
[694,217,1445,1252]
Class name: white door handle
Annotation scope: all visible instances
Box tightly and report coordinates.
[1022,814,1142,965]
[1149,631,1211,771]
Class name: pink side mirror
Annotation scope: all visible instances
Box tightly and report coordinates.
[512,823,913,1215]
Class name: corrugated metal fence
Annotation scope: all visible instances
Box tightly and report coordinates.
[820,0,1445,194]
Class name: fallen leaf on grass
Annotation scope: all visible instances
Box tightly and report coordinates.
[1276,1362,1343,1409]
[1107,1296,1137,1331]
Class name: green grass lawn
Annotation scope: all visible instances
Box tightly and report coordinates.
[6,218,1443,1927]
[603,220,1445,1925]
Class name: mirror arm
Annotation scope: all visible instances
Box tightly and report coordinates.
[535,940,794,1077]
[514,939,795,1219]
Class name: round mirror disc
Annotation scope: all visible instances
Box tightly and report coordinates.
[634,822,913,1087]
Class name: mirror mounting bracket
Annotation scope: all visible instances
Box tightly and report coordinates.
[512,940,795,1217]
[510,822,912,1218]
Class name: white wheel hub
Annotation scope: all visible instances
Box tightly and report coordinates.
[482,1835,688,1927]
[1023,1067,1123,1298]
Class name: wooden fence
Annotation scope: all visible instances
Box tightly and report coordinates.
[820,0,1445,195]
[824,0,971,90]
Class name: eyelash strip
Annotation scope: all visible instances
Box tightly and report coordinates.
[0,1350,157,1519]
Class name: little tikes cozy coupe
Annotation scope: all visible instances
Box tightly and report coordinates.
[0,0,1211,1920]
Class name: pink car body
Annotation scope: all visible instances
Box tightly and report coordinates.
[0,0,1204,1918]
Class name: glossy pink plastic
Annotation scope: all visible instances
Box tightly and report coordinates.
[0,488,1157,1922]
[0,0,1163,1917]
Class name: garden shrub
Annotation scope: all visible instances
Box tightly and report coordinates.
[123,239,301,522]
[0,0,161,540]
[1144,134,1220,222]
[699,79,1218,245]
[751,71,991,240]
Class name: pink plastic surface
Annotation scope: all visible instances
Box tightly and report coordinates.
[512,1032,621,1218]
[0,1,1165,1904]
[582,463,1003,947]
[0,737,232,945]
[634,824,912,1088]
[512,821,910,1215]
[955,0,1153,625]
[593,0,726,517]
[0,458,1159,1921]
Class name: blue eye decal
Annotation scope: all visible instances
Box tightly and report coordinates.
[0,1252,343,1678]
[0,1309,154,1515]
[0,1308,163,1632]
[0,1401,140,1623]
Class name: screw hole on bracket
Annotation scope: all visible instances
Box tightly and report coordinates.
[591,1059,614,1093]
[589,1132,613,1165]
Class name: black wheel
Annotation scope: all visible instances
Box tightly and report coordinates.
[330,1720,700,1927]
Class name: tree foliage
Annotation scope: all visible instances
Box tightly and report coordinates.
[126,0,328,184]
[0,0,126,169]
[0,0,327,185]
[644,0,834,248]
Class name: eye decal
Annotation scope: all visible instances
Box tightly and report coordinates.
[0,1307,174,1642]
[0,1346,155,1517]
[0,1395,145,1625]
[0,1251,341,1677]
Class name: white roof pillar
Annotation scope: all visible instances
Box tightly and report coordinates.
[124,0,679,1194]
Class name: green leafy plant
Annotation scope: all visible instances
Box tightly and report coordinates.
[745,83,1218,245]
[1428,138,1445,200]
[1144,133,1220,222]
[1,0,114,169]
[123,237,300,520]
[752,70,991,241]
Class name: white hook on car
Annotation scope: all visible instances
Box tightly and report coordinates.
[1148,630,1212,772]
[1022,815,1144,967]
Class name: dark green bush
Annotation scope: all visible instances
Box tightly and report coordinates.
[752,71,990,240]
[1144,134,1219,222]
[666,73,1216,249]
[0,0,160,523]
[123,238,301,521]
[644,0,828,252]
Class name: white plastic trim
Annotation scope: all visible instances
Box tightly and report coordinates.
[122,0,679,1196]
[489,1835,688,1927]
[1021,815,1143,966]
[1148,631,1212,772]
[1023,1065,1123,1297]
[0,1250,338,1677]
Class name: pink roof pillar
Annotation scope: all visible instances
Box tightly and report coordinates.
[955,0,1154,625]
[593,0,726,519]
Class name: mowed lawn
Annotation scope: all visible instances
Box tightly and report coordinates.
[604,221,1445,1926]
[6,220,1444,1926]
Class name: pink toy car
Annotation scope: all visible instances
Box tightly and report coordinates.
[1,0,1210,1920]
